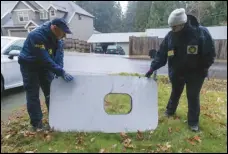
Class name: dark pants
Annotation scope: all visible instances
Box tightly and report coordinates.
[20,65,53,127]
[166,73,205,126]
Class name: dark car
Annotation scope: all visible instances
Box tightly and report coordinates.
[106,45,125,55]
[94,46,105,54]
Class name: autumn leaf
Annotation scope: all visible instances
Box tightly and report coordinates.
[175,127,180,132]
[4,134,11,139]
[184,149,193,153]
[24,131,36,137]
[111,144,117,149]
[25,149,37,153]
[120,132,128,139]
[75,146,84,150]
[45,135,52,142]
[136,130,144,140]
[24,151,35,153]
[173,115,180,120]
[123,138,135,149]
[90,137,95,142]
[99,148,107,153]
[187,136,201,145]
[203,113,213,118]
[76,136,84,145]
[193,136,202,143]
[168,127,172,133]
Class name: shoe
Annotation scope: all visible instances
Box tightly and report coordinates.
[189,125,199,132]
[164,110,175,117]
[29,121,43,132]
[43,123,51,131]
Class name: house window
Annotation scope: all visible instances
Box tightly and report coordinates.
[78,14,82,20]
[17,11,29,22]
[50,10,55,17]
[40,10,48,19]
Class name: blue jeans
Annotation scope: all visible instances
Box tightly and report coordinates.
[20,65,54,127]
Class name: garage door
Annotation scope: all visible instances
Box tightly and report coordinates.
[9,30,28,37]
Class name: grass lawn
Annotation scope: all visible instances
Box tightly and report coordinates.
[1,74,227,153]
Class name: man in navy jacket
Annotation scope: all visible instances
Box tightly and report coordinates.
[145,9,216,132]
[18,18,74,131]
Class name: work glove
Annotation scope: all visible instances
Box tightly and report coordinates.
[62,72,74,82]
[145,69,153,78]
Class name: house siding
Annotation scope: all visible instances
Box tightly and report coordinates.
[12,10,36,26]
[68,13,93,41]
[48,7,65,20]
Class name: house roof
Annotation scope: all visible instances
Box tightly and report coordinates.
[87,32,146,43]
[146,26,227,40]
[35,1,94,19]
[1,1,94,26]
[1,1,16,19]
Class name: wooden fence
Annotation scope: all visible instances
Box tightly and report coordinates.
[129,37,227,60]
[63,38,90,53]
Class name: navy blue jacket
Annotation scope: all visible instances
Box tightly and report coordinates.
[18,21,64,76]
[150,16,216,78]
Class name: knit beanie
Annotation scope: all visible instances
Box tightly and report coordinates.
[168,8,187,27]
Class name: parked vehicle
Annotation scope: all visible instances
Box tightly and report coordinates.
[106,45,125,55]
[1,36,26,94]
[94,46,105,54]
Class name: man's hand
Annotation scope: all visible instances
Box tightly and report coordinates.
[145,69,154,78]
[62,72,74,82]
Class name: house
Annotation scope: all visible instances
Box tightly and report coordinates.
[1,1,95,41]
[87,32,146,55]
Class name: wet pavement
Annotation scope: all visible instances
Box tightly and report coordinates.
[1,52,227,122]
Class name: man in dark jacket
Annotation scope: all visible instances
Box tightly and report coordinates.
[18,18,74,131]
[145,8,216,132]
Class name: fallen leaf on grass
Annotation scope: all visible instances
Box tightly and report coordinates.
[193,136,202,143]
[99,148,107,153]
[168,127,172,133]
[112,144,117,149]
[23,131,36,137]
[136,130,144,140]
[25,149,37,153]
[187,135,202,145]
[175,127,180,132]
[173,115,180,120]
[203,113,213,118]
[24,151,35,153]
[120,132,128,139]
[48,147,53,151]
[4,134,11,139]
[184,149,193,153]
[123,138,135,149]
[156,142,172,152]
[75,146,84,150]
[90,137,95,142]
[76,136,84,145]
[45,135,52,142]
